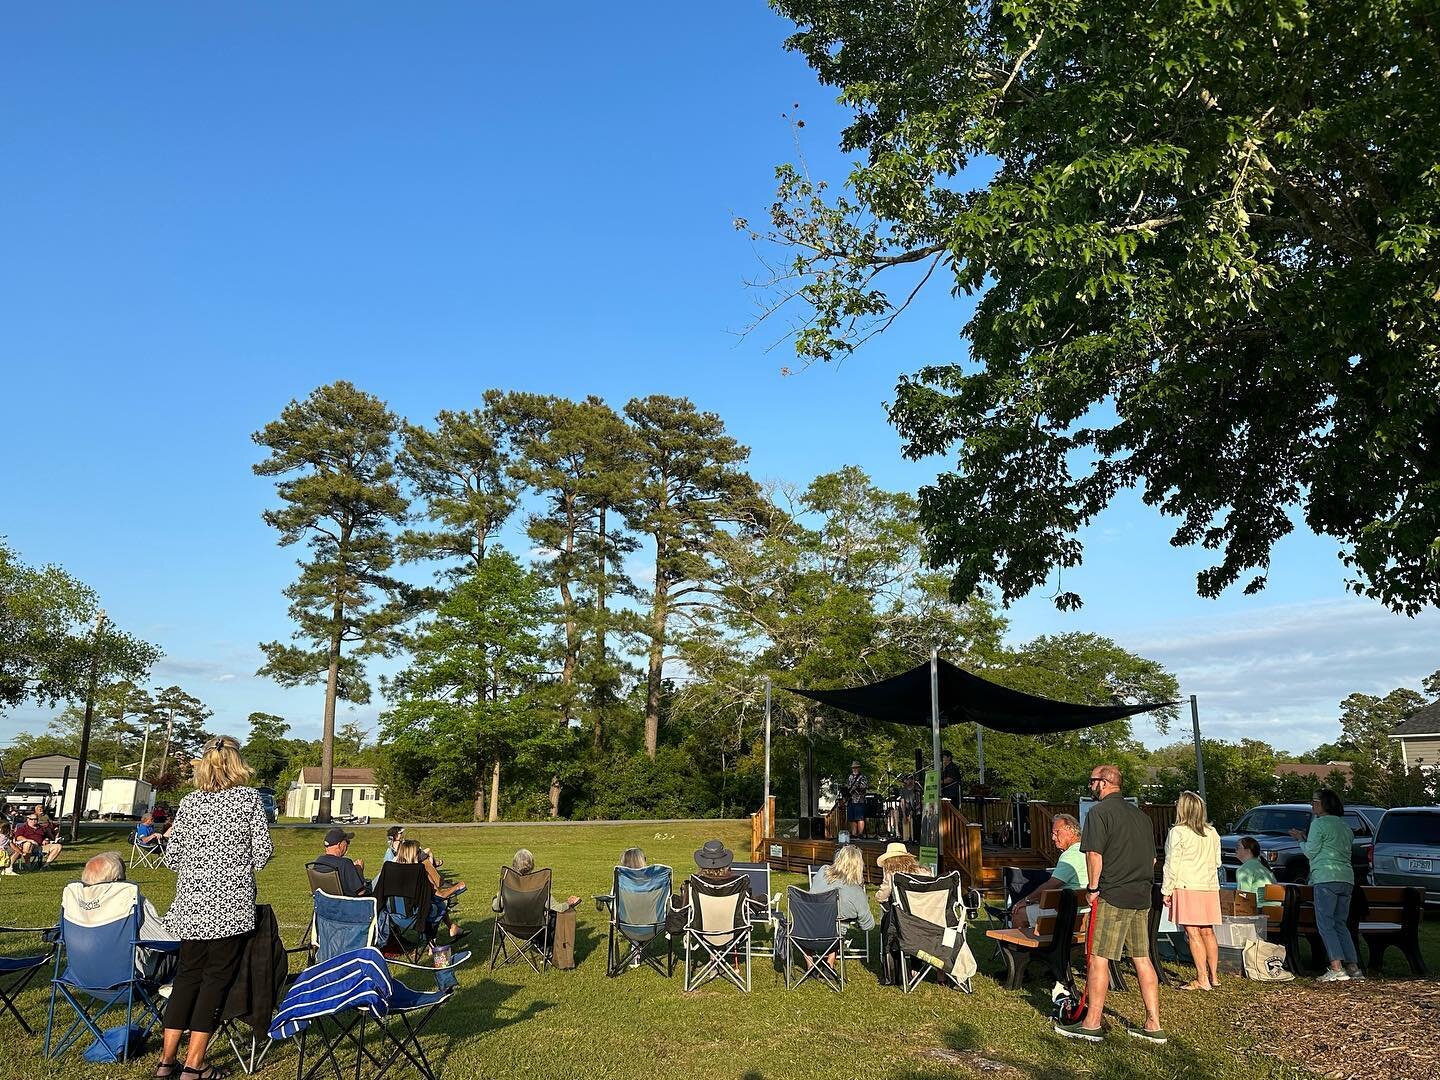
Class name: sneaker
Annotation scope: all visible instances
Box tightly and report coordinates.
[1345,967,1366,981]
[1128,1027,1168,1044]
[1316,968,1350,983]
[1053,1020,1104,1042]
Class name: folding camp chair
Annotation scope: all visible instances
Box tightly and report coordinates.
[307,891,470,990]
[270,946,453,1080]
[681,875,751,992]
[732,861,776,956]
[0,924,59,1035]
[596,864,674,977]
[129,831,166,871]
[489,866,554,973]
[305,861,345,897]
[784,886,844,991]
[890,871,975,994]
[375,862,438,963]
[44,881,173,1062]
[217,904,307,1075]
[808,865,873,963]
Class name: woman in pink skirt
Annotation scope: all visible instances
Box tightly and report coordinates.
[1162,791,1223,989]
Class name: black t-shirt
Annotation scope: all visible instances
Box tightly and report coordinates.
[314,852,368,897]
[940,762,962,800]
[1079,793,1155,910]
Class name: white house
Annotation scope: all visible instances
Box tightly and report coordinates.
[284,767,386,820]
[1391,699,1440,773]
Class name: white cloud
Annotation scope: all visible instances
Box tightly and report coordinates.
[215,673,237,683]
[1123,598,1440,753]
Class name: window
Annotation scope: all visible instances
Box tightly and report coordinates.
[1235,809,1309,835]
[1377,812,1440,847]
[358,790,367,801]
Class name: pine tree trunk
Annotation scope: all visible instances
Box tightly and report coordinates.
[319,607,343,825]
[644,542,667,759]
[548,774,560,818]
[489,760,501,822]
[592,503,607,751]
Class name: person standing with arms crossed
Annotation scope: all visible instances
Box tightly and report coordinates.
[1055,764,1165,1044]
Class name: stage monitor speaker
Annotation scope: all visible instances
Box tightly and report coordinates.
[811,815,827,839]
[798,816,813,840]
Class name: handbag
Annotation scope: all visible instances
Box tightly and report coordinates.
[1241,938,1294,981]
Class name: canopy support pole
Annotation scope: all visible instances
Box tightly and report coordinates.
[976,722,986,785]
[763,677,772,836]
[920,646,941,871]
[1190,694,1206,804]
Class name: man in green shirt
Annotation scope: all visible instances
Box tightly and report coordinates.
[1056,765,1165,1044]
[1011,813,1087,931]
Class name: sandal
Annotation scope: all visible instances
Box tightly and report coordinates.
[154,1063,181,1079]
[180,1065,231,1080]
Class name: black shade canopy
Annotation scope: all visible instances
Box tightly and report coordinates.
[785,658,1172,736]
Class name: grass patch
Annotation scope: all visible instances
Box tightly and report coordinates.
[2,821,1433,1079]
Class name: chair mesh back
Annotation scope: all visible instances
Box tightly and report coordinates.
[615,865,671,944]
[894,872,960,928]
[306,862,345,897]
[787,886,839,948]
[731,862,771,914]
[687,876,747,947]
[313,891,380,964]
[499,867,552,933]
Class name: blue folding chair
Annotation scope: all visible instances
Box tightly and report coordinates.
[270,946,453,1080]
[309,891,469,987]
[596,864,673,977]
[0,924,59,1034]
[43,881,175,1062]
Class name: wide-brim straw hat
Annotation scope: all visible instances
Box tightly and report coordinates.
[875,841,911,866]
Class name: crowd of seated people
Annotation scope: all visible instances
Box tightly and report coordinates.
[10,808,63,869]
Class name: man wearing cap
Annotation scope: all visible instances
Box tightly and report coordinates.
[844,761,869,838]
[315,827,368,897]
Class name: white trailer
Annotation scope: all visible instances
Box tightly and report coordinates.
[99,778,154,820]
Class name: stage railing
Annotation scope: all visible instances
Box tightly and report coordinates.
[750,795,777,860]
[940,800,982,891]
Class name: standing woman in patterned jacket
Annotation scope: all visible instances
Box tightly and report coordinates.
[154,735,273,1080]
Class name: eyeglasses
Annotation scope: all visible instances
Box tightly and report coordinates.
[1087,776,1105,786]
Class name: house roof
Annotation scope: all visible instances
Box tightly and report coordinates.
[295,767,378,786]
[1392,699,1440,737]
[1274,762,1353,781]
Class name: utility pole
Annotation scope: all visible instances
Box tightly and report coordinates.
[1190,695,1207,804]
[70,610,107,842]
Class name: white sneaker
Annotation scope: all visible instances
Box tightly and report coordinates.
[1316,968,1350,983]
[1345,967,1366,981]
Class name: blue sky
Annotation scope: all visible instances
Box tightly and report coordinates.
[3,3,1436,756]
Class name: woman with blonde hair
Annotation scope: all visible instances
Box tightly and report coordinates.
[1162,790,1222,990]
[393,839,468,941]
[155,735,273,1080]
[813,844,876,933]
[620,847,646,869]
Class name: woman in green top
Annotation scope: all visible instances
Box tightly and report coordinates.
[1234,837,1279,908]
[1288,789,1361,982]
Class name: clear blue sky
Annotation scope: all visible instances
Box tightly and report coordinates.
[4,2,1436,756]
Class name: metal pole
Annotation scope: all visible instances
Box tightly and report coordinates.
[70,610,107,842]
[930,648,942,788]
[763,677,772,837]
[976,722,986,785]
[1190,694,1206,804]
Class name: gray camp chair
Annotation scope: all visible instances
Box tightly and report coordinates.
[890,871,975,994]
[489,867,553,974]
[784,886,844,992]
[681,876,751,992]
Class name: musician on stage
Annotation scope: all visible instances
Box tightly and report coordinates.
[844,760,869,837]
[940,750,962,803]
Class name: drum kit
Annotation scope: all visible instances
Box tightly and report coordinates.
[876,769,923,841]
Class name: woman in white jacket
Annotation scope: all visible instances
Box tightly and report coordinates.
[1162,791,1222,990]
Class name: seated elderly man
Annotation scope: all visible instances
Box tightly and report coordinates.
[314,827,369,896]
[1011,812,1089,931]
[80,850,179,981]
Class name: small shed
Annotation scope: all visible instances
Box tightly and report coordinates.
[17,754,102,817]
[285,767,386,819]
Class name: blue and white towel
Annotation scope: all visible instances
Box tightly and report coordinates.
[268,947,394,1040]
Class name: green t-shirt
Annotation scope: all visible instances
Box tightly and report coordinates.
[1304,814,1355,885]
[1080,793,1155,910]
[1235,857,1278,905]
[1052,842,1089,890]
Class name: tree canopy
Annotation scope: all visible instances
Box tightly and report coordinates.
[754,0,1440,614]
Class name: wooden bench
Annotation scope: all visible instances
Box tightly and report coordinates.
[985,887,1089,990]
[1352,885,1426,975]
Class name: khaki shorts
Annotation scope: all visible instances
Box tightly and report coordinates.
[1090,901,1151,961]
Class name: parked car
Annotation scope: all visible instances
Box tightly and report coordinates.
[1219,802,1386,884]
[256,787,279,824]
[1369,806,1440,904]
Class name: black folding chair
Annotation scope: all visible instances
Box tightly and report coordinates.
[596,864,674,977]
[784,886,843,992]
[891,871,975,994]
[305,862,345,897]
[489,867,553,973]
[217,904,305,1075]
[376,863,438,963]
[731,861,775,956]
[0,924,58,1035]
[681,876,751,992]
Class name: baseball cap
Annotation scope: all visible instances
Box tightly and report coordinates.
[323,827,355,846]
[386,825,405,840]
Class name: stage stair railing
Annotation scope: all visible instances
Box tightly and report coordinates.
[939,800,983,893]
[750,795,777,861]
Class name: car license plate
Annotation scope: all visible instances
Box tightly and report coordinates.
[1407,858,1433,873]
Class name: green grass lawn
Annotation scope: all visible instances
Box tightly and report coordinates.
[2,821,1433,1080]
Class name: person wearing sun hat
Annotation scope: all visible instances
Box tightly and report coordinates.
[875,841,930,904]
[845,760,870,838]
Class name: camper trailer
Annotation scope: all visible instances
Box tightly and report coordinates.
[99,778,154,820]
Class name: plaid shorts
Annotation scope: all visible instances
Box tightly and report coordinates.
[1090,901,1150,961]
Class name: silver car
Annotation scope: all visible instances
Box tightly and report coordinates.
[1370,806,1440,904]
